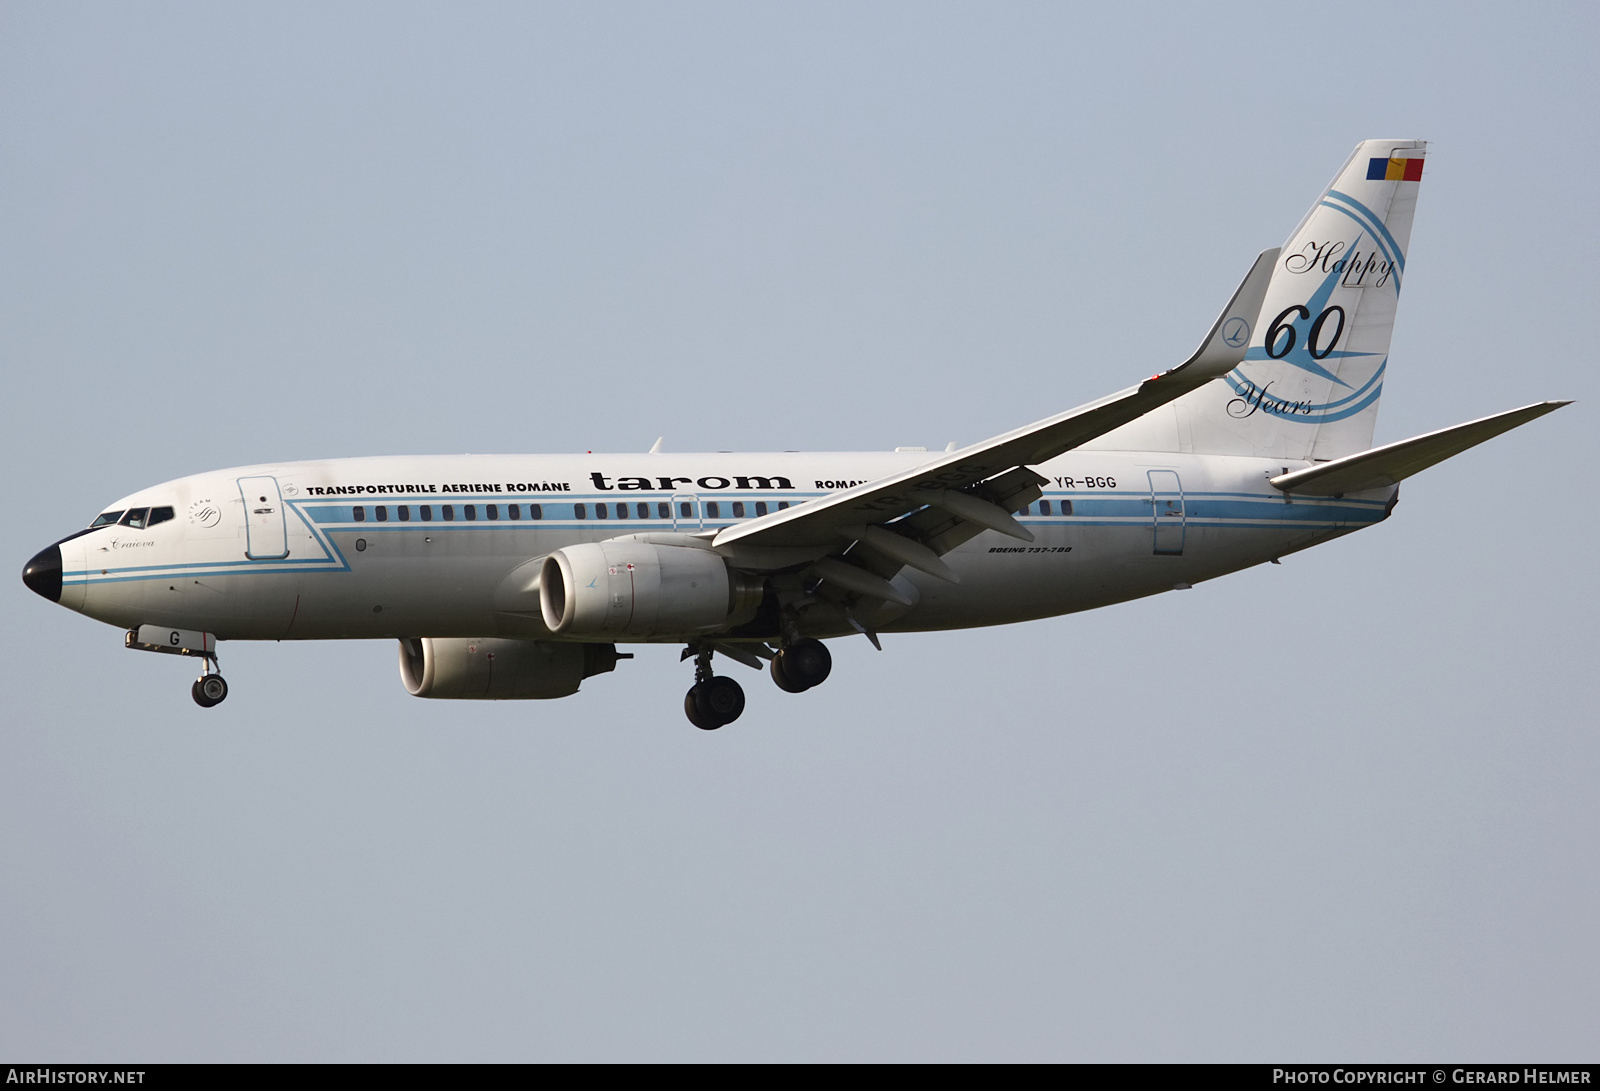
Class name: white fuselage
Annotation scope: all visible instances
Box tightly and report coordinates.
[55,448,1394,645]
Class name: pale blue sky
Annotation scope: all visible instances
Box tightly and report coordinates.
[2,1,1595,1060]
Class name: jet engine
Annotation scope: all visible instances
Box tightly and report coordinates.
[398,637,626,699]
[540,540,761,639]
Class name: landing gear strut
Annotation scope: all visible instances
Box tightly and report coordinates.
[684,644,745,730]
[770,638,832,693]
[191,660,228,708]
[124,627,229,709]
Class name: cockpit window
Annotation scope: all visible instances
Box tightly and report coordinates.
[90,511,124,528]
[148,506,175,527]
[120,508,150,529]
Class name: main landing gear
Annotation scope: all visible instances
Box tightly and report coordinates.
[769,638,832,694]
[681,637,836,729]
[684,644,745,730]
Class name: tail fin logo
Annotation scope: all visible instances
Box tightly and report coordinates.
[1222,218,1400,424]
[1283,240,1397,289]
[1221,317,1251,348]
[1223,361,1386,423]
[1243,257,1380,388]
[1181,140,1424,454]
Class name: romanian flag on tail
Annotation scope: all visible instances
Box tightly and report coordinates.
[1367,156,1424,181]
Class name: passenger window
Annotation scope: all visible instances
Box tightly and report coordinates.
[777,501,790,510]
[575,503,587,519]
[1061,500,1074,516]
[486,504,498,520]
[615,503,628,519]
[1039,500,1052,516]
[596,503,608,519]
[442,505,454,521]
[354,506,366,522]
[508,504,520,520]
[376,506,388,522]
[1018,503,1030,516]
[464,505,477,520]
[732,501,746,518]
[638,503,650,519]
[755,501,768,516]
[530,504,542,520]
[91,511,124,528]
[120,507,149,529]
[148,506,175,527]
[705,501,720,519]
[421,506,433,522]
[398,505,410,522]
[679,502,692,518]
[657,502,669,519]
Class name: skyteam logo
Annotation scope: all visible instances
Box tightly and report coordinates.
[188,499,222,528]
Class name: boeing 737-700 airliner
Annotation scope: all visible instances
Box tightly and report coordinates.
[21,140,1569,728]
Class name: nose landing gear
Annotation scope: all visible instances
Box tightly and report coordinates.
[191,669,229,708]
[683,644,745,730]
[124,626,230,708]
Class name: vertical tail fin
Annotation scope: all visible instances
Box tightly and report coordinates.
[1180,139,1426,460]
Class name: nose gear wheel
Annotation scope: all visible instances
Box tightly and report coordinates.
[192,671,229,708]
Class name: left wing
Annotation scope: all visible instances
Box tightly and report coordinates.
[713,247,1278,572]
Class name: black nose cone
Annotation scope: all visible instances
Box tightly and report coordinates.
[22,544,62,603]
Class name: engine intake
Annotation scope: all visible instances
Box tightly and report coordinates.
[398,637,625,700]
[540,541,760,639]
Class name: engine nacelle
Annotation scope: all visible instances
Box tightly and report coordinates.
[398,637,624,700]
[540,540,760,639]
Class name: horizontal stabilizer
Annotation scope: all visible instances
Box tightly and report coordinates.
[1269,401,1571,495]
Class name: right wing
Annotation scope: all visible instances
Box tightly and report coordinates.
[713,247,1279,563]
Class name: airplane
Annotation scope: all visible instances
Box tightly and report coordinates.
[20,139,1570,729]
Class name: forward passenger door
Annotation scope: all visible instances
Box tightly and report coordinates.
[238,476,290,559]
